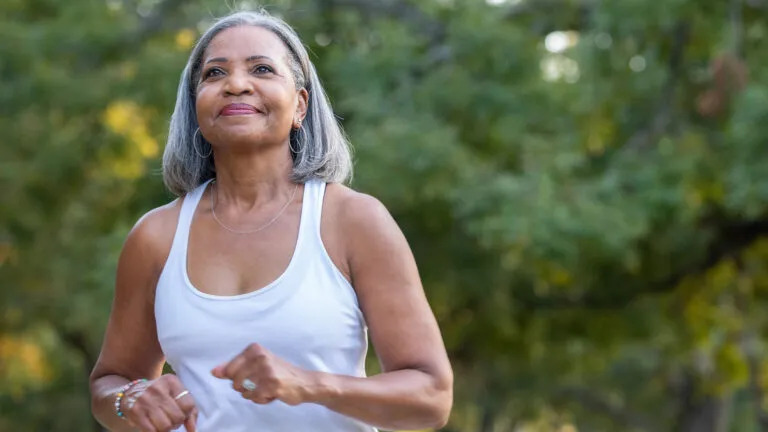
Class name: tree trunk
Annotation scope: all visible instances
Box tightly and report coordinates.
[673,372,731,432]
[677,397,729,432]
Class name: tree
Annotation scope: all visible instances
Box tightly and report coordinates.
[2,0,768,430]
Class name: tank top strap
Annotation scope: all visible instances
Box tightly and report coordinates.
[168,179,212,263]
[301,179,327,241]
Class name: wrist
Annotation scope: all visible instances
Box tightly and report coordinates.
[114,378,148,419]
[302,371,340,405]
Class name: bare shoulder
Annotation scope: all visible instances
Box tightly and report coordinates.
[324,183,396,235]
[323,183,409,281]
[122,198,183,273]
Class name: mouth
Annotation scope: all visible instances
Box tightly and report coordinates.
[219,103,261,116]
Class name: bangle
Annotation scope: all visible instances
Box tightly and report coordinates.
[114,378,148,419]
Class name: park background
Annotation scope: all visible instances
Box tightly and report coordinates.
[2,0,768,431]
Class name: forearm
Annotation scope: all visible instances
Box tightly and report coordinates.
[90,375,138,432]
[306,369,452,431]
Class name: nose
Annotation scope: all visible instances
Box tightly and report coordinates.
[223,69,254,96]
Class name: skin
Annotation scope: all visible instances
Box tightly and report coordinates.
[90,25,453,432]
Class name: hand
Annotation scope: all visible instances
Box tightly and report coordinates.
[212,343,316,406]
[122,375,198,432]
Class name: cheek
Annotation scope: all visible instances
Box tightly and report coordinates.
[265,92,297,121]
[195,88,214,114]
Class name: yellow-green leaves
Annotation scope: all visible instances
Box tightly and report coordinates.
[102,100,160,179]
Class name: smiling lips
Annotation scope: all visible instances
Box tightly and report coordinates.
[220,103,260,116]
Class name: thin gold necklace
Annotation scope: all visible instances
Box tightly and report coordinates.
[210,180,299,234]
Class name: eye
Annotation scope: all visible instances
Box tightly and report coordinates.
[252,65,273,74]
[203,67,224,79]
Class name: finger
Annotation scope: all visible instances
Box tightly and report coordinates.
[184,407,199,432]
[147,407,175,432]
[211,363,228,378]
[134,416,158,432]
[222,354,249,381]
[214,343,266,378]
[126,394,152,430]
[175,391,197,415]
[212,354,242,379]
[232,367,279,404]
[158,398,187,428]
[130,403,160,432]
[164,376,186,397]
[230,362,261,394]
[248,389,277,405]
[237,379,272,404]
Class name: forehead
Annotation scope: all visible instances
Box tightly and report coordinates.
[204,25,289,61]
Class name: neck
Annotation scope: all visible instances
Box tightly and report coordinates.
[211,145,296,209]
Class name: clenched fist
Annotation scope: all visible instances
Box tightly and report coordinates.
[122,374,198,432]
[212,343,319,406]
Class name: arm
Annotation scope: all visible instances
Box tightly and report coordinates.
[309,191,453,430]
[89,203,187,431]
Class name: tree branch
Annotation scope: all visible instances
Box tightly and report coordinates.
[516,216,768,310]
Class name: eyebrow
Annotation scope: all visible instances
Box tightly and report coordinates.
[204,55,274,64]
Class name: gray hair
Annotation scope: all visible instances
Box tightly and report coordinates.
[162,10,353,196]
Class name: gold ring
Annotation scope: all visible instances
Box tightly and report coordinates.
[174,390,190,400]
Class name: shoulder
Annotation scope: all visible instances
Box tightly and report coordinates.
[121,198,183,272]
[322,183,407,267]
[323,183,396,235]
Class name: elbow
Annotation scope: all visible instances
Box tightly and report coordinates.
[428,390,453,429]
[424,371,454,429]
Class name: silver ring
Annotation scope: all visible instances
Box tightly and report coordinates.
[241,378,257,392]
[174,390,190,400]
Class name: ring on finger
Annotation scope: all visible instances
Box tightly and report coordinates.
[174,390,190,400]
[241,378,257,392]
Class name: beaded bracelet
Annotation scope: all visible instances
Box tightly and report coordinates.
[114,378,148,420]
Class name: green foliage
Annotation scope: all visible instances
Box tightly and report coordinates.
[2,0,768,430]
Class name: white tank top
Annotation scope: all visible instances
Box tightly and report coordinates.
[155,179,375,432]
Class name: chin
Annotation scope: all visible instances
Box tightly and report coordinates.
[216,131,282,151]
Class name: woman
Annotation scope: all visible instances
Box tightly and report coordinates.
[89,9,453,432]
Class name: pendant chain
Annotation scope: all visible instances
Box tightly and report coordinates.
[209,180,298,234]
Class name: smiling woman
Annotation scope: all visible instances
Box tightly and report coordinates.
[193,26,310,168]
[88,9,453,432]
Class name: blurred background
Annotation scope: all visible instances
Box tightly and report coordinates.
[2,0,768,430]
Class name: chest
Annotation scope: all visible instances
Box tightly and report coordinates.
[187,209,301,296]
[156,261,367,371]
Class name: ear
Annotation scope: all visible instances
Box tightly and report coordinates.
[293,88,309,128]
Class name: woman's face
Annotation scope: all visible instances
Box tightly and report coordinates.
[195,25,307,151]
